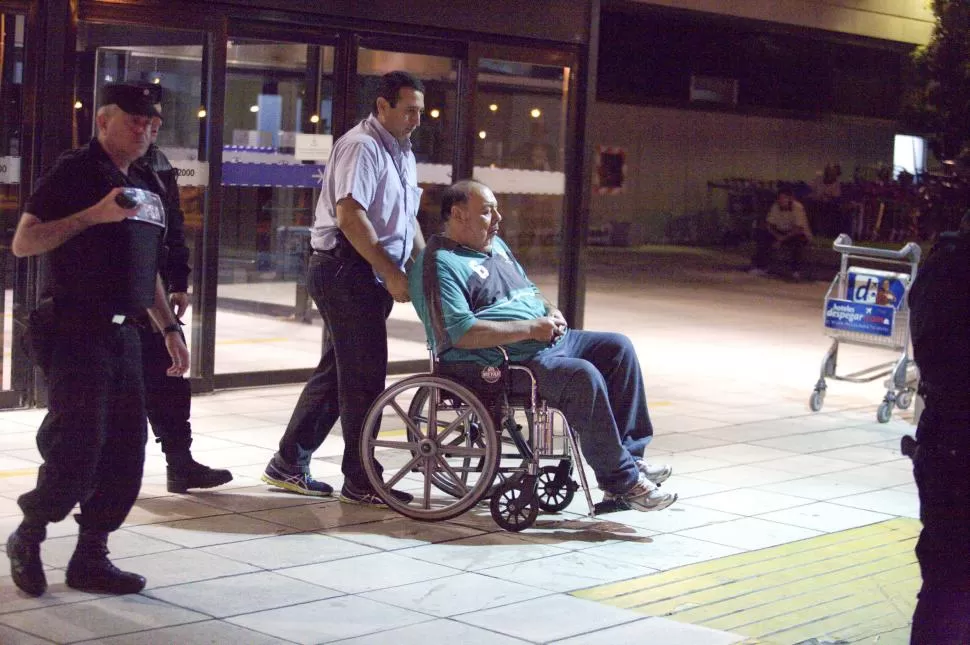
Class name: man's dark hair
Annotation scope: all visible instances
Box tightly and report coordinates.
[440,180,485,222]
[777,185,794,199]
[372,71,425,115]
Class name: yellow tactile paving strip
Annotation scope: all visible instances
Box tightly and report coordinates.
[574,518,922,645]
[0,467,37,478]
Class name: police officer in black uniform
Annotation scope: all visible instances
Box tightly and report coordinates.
[907,212,970,644]
[136,84,231,493]
[5,83,189,597]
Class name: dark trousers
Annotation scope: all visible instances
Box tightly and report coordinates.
[279,252,393,487]
[910,407,970,644]
[18,318,147,533]
[139,325,192,456]
[752,228,808,272]
[526,330,652,494]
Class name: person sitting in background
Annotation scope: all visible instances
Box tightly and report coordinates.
[750,186,813,281]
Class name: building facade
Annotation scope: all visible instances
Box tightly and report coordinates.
[0,0,936,407]
[589,0,934,244]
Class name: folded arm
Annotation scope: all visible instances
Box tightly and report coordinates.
[453,317,560,349]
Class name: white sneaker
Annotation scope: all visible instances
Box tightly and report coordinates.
[748,267,767,277]
[604,472,677,512]
[635,459,672,485]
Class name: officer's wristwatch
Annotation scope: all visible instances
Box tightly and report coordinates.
[162,323,181,334]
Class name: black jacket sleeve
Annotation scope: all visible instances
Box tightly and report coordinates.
[151,148,191,293]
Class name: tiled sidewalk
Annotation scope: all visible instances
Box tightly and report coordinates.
[0,267,921,644]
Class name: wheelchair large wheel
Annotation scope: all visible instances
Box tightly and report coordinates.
[409,386,528,500]
[361,375,501,522]
[407,385,492,499]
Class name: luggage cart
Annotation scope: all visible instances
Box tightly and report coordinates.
[810,234,922,423]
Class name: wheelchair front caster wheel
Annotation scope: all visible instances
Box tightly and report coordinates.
[809,389,825,412]
[536,465,577,513]
[877,401,893,424]
[896,390,913,411]
[490,476,539,532]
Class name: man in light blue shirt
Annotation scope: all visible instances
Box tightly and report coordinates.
[263,71,426,506]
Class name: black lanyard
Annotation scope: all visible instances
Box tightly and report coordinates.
[364,119,409,194]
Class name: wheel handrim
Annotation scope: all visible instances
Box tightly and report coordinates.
[361,376,500,521]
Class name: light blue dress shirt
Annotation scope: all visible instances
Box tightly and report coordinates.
[311,114,422,272]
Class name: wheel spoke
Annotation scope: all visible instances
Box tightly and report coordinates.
[371,439,420,451]
[435,407,478,446]
[436,444,487,458]
[389,399,423,439]
[426,387,439,440]
[434,456,470,496]
[384,453,423,490]
[423,458,433,510]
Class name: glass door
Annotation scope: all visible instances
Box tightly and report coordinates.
[472,55,572,306]
[355,45,459,368]
[75,21,207,373]
[215,37,336,377]
[1,9,26,402]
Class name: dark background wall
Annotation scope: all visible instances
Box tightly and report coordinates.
[589,3,912,242]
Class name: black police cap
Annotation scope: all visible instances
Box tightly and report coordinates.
[100,83,161,118]
[134,81,163,105]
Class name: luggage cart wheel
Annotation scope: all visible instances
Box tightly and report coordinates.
[877,401,893,424]
[896,390,914,411]
[809,389,825,412]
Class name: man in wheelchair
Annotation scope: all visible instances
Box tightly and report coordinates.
[409,180,677,512]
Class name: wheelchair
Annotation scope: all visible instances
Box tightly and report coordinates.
[359,350,631,531]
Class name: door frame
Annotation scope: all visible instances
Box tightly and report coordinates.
[17,1,596,398]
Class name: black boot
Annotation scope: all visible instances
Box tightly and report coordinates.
[65,530,145,594]
[6,522,47,597]
[166,453,233,493]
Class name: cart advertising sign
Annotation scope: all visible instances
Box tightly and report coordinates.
[846,268,908,310]
[824,299,894,337]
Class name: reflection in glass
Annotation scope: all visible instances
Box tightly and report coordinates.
[355,49,460,364]
[216,41,336,375]
[0,13,25,389]
[474,59,569,305]
[79,23,205,371]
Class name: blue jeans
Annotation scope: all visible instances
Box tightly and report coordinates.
[526,330,653,494]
